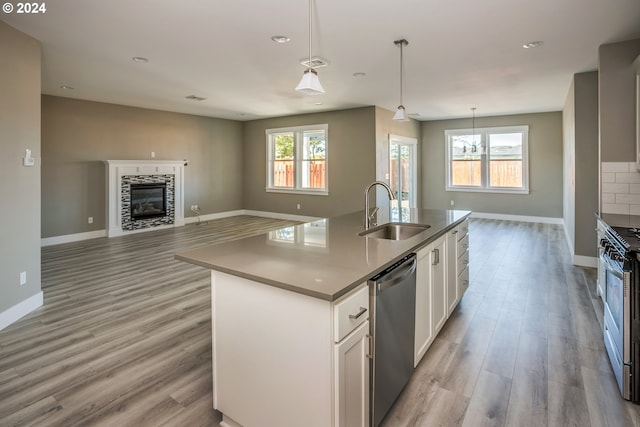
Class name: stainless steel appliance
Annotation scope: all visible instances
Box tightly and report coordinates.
[599,225,639,402]
[369,253,417,426]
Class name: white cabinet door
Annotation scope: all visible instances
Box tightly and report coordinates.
[446,228,460,315]
[334,321,370,427]
[414,244,433,366]
[431,235,447,335]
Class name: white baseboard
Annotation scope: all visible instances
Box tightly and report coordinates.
[242,210,321,223]
[41,230,106,247]
[0,291,43,331]
[184,210,246,224]
[470,212,564,224]
[573,255,598,268]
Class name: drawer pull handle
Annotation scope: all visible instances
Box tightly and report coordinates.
[349,307,367,320]
[462,259,469,265]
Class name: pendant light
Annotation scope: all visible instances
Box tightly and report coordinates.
[392,39,409,121]
[295,0,325,95]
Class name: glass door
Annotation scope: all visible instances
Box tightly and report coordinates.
[389,135,417,220]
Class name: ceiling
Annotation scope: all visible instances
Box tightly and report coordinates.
[3,0,640,121]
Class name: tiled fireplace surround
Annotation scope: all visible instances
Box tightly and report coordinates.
[105,160,185,237]
[601,162,640,215]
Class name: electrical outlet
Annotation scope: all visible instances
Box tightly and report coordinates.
[151,151,156,158]
[20,271,26,286]
[88,216,93,224]
[296,204,301,210]
[450,200,454,206]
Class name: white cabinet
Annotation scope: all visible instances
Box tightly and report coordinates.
[212,272,369,427]
[414,234,446,366]
[333,285,370,427]
[431,235,447,335]
[334,321,370,427]
[446,229,460,315]
[414,243,434,366]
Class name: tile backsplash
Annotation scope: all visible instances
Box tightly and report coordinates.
[601,162,640,215]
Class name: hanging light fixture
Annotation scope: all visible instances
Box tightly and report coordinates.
[295,0,325,95]
[392,39,409,121]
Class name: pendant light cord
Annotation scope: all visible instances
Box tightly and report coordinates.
[399,42,404,105]
[308,0,312,71]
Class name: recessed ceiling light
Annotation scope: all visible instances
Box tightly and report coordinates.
[522,41,543,49]
[60,85,75,90]
[314,102,323,105]
[353,72,366,77]
[271,35,291,43]
[185,95,207,101]
[132,56,149,63]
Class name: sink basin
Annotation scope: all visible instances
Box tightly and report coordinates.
[358,222,431,240]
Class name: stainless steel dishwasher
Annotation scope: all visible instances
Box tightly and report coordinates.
[369,253,417,427]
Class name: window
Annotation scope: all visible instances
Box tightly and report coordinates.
[445,125,529,193]
[266,124,328,195]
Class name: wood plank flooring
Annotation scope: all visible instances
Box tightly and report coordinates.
[1,216,639,426]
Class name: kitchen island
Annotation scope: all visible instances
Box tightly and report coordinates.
[175,208,471,427]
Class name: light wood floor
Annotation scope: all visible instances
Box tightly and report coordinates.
[1,216,639,426]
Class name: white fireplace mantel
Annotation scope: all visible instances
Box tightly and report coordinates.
[105,160,185,237]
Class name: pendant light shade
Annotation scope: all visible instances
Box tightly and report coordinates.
[296,69,325,95]
[393,105,408,121]
[296,0,325,95]
[392,39,409,121]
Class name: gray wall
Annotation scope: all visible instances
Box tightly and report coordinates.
[41,96,244,237]
[574,72,599,257]
[242,107,377,218]
[0,21,42,314]
[563,71,599,259]
[563,78,576,253]
[599,39,640,162]
[421,112,563,217]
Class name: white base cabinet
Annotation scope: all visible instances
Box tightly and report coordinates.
[415,219,470,367]
[212,271,369,427]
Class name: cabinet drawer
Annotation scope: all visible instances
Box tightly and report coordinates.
[457,234,469,255]
[457,250,469,276]
[458,266,469,292]
[458,219,469,240]
[334,285,369,342]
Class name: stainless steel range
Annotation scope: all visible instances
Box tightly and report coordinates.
[599,224,640,402]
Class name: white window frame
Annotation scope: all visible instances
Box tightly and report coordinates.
[266,124,329,195]
[445,125,529,194]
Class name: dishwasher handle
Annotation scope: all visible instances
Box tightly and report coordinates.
[375,258,416,294]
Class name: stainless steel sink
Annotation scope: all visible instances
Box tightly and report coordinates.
[358,222,431,240]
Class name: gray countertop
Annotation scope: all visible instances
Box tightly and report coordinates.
[175,208,471,301]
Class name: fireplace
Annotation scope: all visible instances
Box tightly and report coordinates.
[105,160,185,237]
[130,183,167,220]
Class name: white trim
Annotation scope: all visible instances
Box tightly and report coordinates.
[243,209,321,223]
[573,255,598,268]
[41,230,107,247]
[184,210,246,224]
[470,211,563,224]
[0,291,43,331]
[563,220,575,259]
